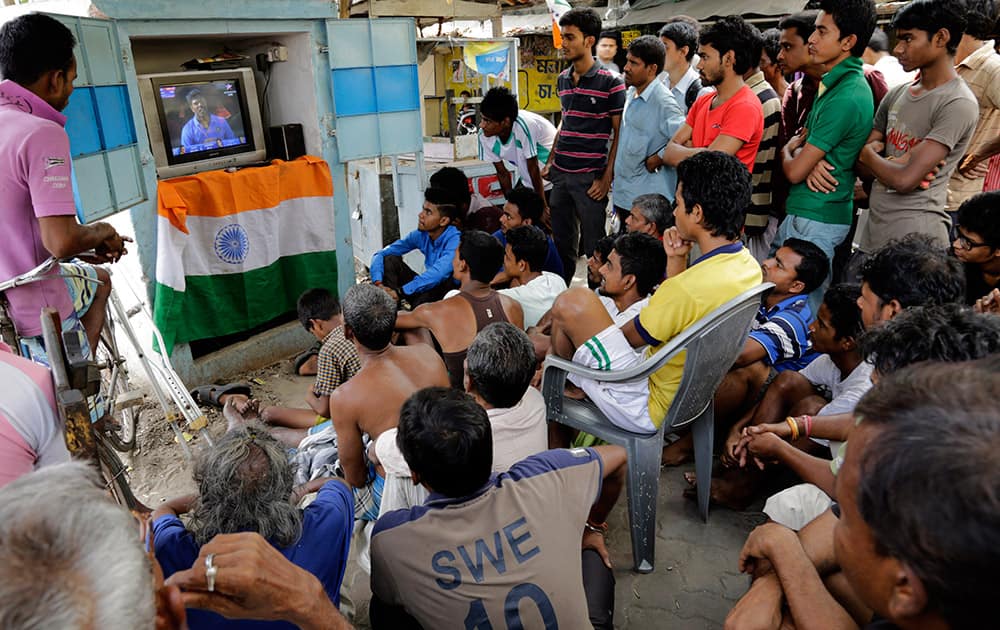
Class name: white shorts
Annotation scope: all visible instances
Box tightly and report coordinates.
[763,483,833,531]
[569,324,654,433]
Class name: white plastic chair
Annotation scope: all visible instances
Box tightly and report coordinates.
[542,283,773,573]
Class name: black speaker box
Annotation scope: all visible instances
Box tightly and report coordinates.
[269,123,306,161]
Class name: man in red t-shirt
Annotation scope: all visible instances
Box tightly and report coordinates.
[653,16,764,174]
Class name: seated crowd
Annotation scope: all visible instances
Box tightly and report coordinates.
[3,1,1000,628]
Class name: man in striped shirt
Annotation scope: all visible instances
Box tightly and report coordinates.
[542,7,626,285]
[743,26,784,262]
[715,239,828,425]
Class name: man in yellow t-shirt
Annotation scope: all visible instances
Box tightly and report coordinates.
[548,151,763,433]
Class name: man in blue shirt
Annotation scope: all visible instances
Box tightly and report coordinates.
[180,88,236,152]
[371,187,461,306]
[666,237,827,469]
[711,238,828,448]
[613,35,685,232]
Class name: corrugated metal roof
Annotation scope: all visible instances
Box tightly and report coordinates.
[620,0,807,26]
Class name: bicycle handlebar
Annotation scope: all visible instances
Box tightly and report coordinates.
[0,253,104,293]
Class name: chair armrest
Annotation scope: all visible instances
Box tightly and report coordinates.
[541,334,690,384]
[541,340,685,419]
[543,282,775,431]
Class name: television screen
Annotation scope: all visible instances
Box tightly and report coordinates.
[138,68,267,179]
[157,79,249,158]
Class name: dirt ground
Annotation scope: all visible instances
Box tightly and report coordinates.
[127,359,314,506]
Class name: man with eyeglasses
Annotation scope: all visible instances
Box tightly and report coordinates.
[951,190,1000,305]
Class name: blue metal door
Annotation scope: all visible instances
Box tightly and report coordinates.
[324,18,422,160]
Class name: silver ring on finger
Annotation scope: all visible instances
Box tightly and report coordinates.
[205,553,218,592]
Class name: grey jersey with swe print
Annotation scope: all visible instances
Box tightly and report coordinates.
[860,78,978,252]
[371,448,603,629]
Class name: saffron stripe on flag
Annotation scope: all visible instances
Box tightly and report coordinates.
[152,156,338,355]
[157,156,334,224]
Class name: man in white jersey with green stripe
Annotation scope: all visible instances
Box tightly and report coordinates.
[478,87,557,215]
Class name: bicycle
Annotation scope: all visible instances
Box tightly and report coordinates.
[38,306,142,509]
[1,257,214,509]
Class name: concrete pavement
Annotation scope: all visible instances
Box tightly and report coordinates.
[607,466,766,629]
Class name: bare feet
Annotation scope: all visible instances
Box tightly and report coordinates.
[223,396,260,430]
[296,354,318,376]
[682,468,760,511]
[661,432,693,466]
[270,426,308,449]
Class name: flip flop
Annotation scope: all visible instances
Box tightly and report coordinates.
[190,382,252,408]
[293,341,322,374]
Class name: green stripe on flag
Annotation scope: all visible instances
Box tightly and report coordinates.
[153,250,338,355]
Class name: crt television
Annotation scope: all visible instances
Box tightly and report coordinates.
[137,68,267,179]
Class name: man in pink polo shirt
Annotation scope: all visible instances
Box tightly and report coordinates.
[0,14,129,363]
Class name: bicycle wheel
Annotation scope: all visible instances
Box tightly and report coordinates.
[94,309,143,452]
[96,436,144,512]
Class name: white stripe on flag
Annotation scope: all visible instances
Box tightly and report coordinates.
[155,195,336,290]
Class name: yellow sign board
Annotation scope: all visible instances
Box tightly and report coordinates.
[621,30,642,48]
[517,56,569,114]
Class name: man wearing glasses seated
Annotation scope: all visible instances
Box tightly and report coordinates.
[950,191,1000,307]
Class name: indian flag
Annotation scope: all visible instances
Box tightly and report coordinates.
[546,0,572,47]
[153,156,339,354]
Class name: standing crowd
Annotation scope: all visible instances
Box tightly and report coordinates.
[2,2,1000,629]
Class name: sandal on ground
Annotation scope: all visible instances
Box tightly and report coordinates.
[190,382,252,408]
[293,341,322,374]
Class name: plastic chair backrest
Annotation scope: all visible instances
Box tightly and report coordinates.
[664,283,773,430]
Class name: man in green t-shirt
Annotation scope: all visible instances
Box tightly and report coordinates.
[773,0,877,310]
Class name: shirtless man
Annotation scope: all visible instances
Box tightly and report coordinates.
[271,284,449,521]
[395,230,523,389]
[336,284,450,520]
